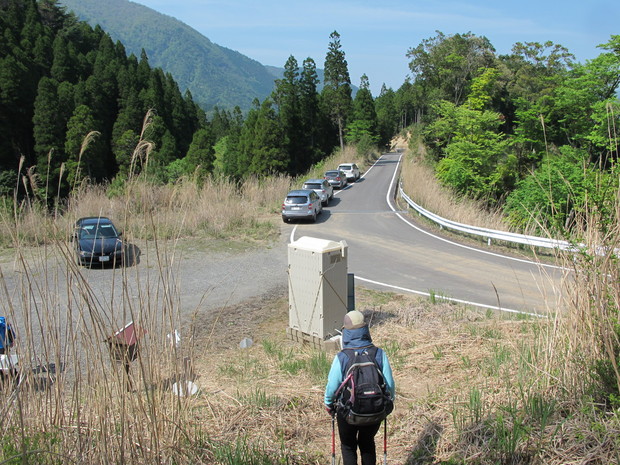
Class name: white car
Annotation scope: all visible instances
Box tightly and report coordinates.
[338,163,361,182]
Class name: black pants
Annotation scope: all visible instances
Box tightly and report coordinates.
[336,415,382,465]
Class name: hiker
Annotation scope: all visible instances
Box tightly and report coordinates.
[0,316,15,355]
[324,310,395,465]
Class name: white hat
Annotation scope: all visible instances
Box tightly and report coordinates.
[343,310,365,330]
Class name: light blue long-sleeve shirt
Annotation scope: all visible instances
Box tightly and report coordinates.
[324,325,395,406]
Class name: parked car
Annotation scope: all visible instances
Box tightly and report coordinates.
[281,189,323,223]
[73,217,124,267]
[324,170,348,189]
[302,179,334,206]
[338,163,361,181]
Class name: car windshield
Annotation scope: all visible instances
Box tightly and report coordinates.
[325,171,339,177]
[339,165,351,170]
[304,183,322,189]
[80,224,118,239]
[286,196,308,205]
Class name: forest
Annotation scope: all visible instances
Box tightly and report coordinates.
[58,0,280,111]
[0,1,376,197]
[1,0,619,237]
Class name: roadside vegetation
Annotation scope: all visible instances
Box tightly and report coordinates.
[399,132,512,233]
[0,145,369,251]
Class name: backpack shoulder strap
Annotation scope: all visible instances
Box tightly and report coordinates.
[373,347,385,371]
[337,349,352,370]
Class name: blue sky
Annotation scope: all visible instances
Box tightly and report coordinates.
[133,0,618,96]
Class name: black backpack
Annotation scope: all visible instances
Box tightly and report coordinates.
[335,346,393,426]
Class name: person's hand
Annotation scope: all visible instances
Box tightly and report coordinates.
[325,404,335,416]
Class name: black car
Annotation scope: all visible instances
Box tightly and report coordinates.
[73,217,124,267]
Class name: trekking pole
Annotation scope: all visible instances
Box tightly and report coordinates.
[331,412,336,465]
[383,417,387,465]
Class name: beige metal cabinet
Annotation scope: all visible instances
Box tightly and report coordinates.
[287,236,348,346]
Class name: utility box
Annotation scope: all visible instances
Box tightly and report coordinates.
[287,236,348,349]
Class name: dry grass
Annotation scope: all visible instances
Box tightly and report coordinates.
[1,137,619,464]
[554,198,620,399]
[3,255,618,464]
[1,241,199,464]
[1,146,371,250]
[1,174,290,251]
[186,285,620,464]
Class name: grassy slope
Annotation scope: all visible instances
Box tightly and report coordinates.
[188,286,584,464]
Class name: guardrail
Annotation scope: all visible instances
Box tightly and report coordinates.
[398,185,577,252]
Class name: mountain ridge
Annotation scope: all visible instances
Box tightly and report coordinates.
[59,0,278,111]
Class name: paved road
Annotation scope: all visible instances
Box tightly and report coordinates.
[288,153,565,315]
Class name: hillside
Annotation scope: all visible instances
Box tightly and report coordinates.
[59,0,278,111]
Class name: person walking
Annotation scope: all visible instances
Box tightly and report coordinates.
[324,310,395,465]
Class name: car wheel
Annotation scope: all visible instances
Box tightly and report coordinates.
[311,211,317,223]
[282,216,289,223]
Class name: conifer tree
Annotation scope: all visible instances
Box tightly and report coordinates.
[238,99,287,177]
[273,56,301,174]
[346,74,378,146]
[249,99,287,175]
[321,31,352,151]
[375,84,398,148]
[185,127,215,174]
[299,57,324,168]
[65,104,104,185]
[50,35,74,82]
[33,77,65,173]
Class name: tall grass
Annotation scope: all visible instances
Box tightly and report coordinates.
[1,233,200,464]
[0,137,378,464]
[2,174,291,249]
[2,143,373,249]
[0,184,306,464]
[554,193,620,403]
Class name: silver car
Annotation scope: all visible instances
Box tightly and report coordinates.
[302,179,334,206]
[281,189,323,223]
[338,163,361,182]
[324,170,348,189]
